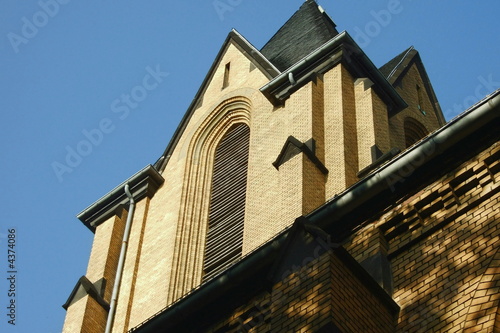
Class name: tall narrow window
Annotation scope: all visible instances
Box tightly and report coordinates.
[222,62,230,89]
[203,123,250,281]
[417,84,426,115]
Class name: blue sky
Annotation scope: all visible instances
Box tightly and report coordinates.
[0,0,499,332]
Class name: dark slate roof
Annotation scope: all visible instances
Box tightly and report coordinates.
[260,0,339,71]
[379,46,415,80]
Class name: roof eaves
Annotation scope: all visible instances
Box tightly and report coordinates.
[260,31,408,113]
[77,165,164,231]
[230,29,281,78]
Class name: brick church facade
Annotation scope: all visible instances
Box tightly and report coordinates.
[62,1,500,332]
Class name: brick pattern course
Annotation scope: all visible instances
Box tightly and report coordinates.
[207,250,397,333]
[347,141,500,333]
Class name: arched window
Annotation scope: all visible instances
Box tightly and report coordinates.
[167,98,251,303]
[404,117,428,148]
[203,123,250,281]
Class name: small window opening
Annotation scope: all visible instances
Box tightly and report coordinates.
[417,84,426,115]
[222,62,230,89]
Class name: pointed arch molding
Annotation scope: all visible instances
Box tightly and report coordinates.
[167,97,252,303]
[404,117,429,148]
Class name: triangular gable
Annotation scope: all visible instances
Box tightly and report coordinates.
[379,46,415,83]
[380,47,445,124]
[155,30,279,173]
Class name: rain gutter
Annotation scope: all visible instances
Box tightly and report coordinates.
[308,90,500,232]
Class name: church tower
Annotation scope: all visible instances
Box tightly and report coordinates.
[62,1,456,332]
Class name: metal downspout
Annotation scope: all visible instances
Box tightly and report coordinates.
[105,184,135,333]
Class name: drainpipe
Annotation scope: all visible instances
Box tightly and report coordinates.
[105,184,135,333]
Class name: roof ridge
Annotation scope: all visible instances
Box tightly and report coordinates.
[386,46,415,80]
[378,45,416,79]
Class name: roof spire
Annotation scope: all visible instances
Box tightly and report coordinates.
[260,1,338,71]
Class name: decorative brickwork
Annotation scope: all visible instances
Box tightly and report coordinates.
[207,248,398,333]
[346,142,500,332]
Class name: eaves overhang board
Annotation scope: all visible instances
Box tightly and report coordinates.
[260,31,408,114]
[155,29,280,174]
[77,165,164,232]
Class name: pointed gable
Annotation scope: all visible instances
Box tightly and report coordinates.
[379,46,446,125]
[156,29,278,173]
[260,0,339,71]
[379,46,416,84]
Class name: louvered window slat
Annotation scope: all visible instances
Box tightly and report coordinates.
[203,123,250,281]
[207,213,244,239]
[206,224,244,250]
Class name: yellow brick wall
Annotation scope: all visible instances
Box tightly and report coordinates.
[62,294,108,333]
[112,199,150,332]
[354,78,390,170]
[244,81,314,253]
[62,296,86,333]
[312,75,325,164]
[324,65,358,197]
[302,157,326,215]
[346,141,500,332]
[389,63,444,151]
[207,249,397,333]
[62,211,126,332]
[85,212,125,296]
[82,297,108,333]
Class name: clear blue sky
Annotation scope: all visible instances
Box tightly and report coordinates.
[0,0,499,331]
